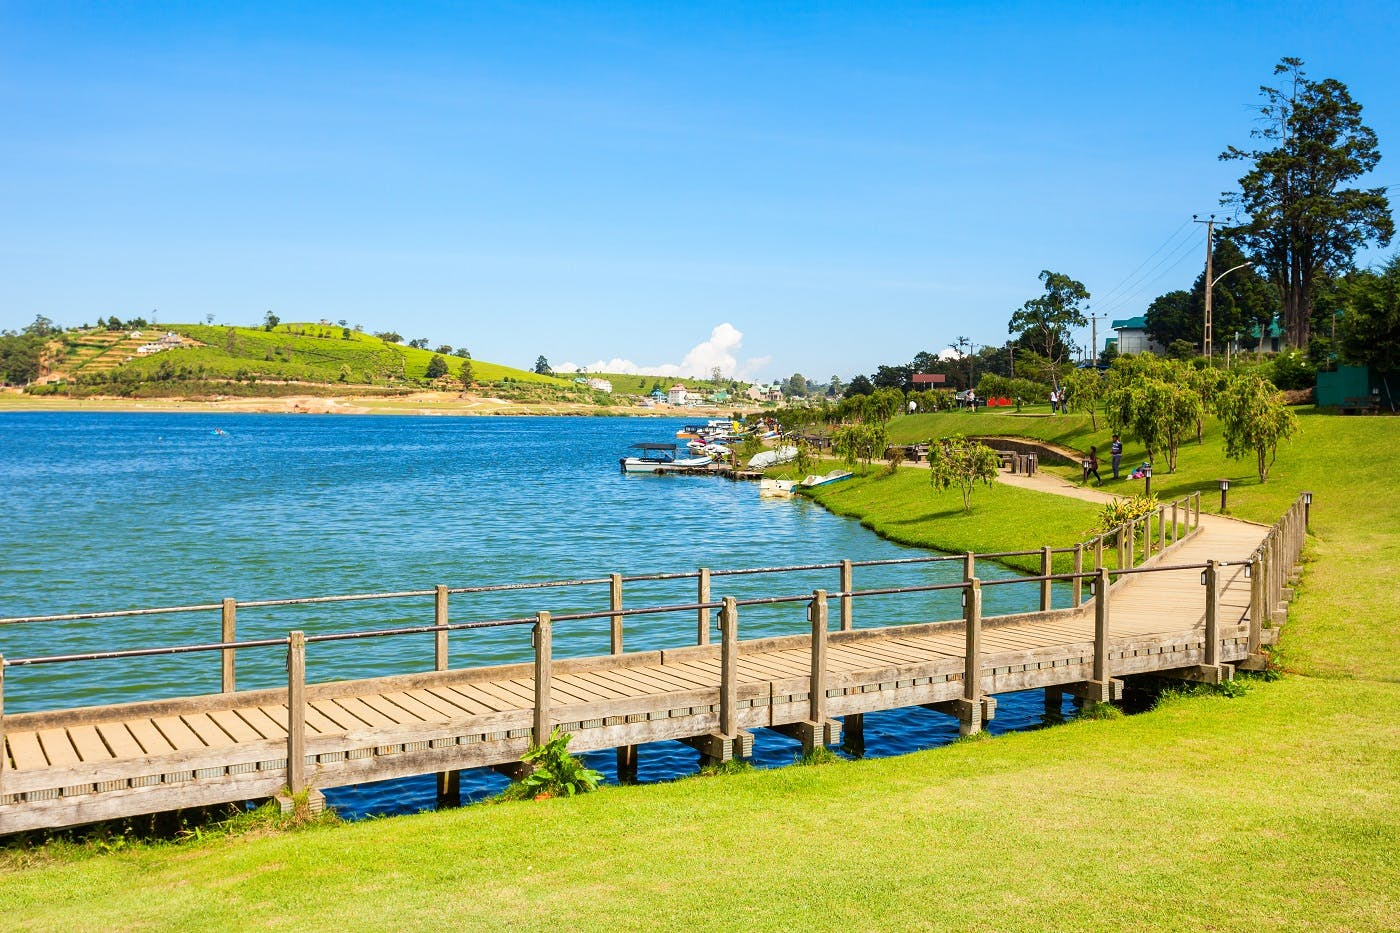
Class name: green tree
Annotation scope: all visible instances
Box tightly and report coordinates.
[459,358,475,387]
[1103,358,1203,472]
[425,354,449,379]
[1143,290,1195,349]
[1338,255,1400,371]
[1061,367,1106,430]
[827,374,844,397]
[263,310,280,332]
[1221,57,1394,350]
[534,356,553,376]
[927,435,999,512]
[783,373,809,397]
[1216,372,1298,482]
[1008,270,1089,389]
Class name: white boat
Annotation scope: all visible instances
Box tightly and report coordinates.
[759,478,798,498]
[748,445,798,469]
[799,469,855,488]
[620,443,679,473]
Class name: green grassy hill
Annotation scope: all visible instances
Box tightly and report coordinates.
[49,323,568,390]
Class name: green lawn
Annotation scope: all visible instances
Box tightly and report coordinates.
[3,409,1398,931]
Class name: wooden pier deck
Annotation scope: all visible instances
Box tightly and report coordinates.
[0,493,1308,834]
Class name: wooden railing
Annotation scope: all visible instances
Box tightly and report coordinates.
[0,488,1237,812]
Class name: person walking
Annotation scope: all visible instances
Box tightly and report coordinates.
[1110,434,1123,480]
[1083,446,1102,485]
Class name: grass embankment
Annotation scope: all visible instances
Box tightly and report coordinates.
[3,409,1398,931]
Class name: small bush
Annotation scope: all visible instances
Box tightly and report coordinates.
[500,729,603,800]
[795,746,843,766]
[1077,702,1124,721]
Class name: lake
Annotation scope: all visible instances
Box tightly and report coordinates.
[0,411,1075,816]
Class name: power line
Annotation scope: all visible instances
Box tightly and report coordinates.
[1092,218,1195,310]
[1094,229,1203,319]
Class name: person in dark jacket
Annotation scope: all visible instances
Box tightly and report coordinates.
[1083,446,1102,486]
[1110,434,1123,479]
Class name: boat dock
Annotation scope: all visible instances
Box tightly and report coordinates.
[0,492,1308,834]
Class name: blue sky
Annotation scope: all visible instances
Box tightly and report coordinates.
[2,1,1396,382]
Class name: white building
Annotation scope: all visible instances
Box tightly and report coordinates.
[586,378,613,394]
[667,383,688,405]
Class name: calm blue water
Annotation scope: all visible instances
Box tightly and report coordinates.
[0,412,1074,817]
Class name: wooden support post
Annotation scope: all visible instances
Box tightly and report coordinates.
[286,631,306,795]
[1204,560,1219,667]
[963,551,975,582]
[1142,512,1152,561]
[1094,535,1104,572]
[433,585,459,806]
[1126,520,1135,568]
[1116,525,1125,569]
[1194,491,1201,527]
[1044,686,1063,718]
[1093,567,1110,685]
[434,585,449,672]
[842,713,865,757]
[807,590,829,750]
[221,598,236,693]
[719,597,737,738]
[1039,546,1052,611]
[697,568,711,644]
[1072,543,1084,607]
[839,559,853,631]
[611,574,637,781]
[961,578,983,736]
[609,573,624,653]
[533,611,552,748]
[1158,506,1167,551]
[1172,501,1179,545]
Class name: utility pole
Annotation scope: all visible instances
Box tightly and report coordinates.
[1087,311,1107,364]
[1194,216,1216,363]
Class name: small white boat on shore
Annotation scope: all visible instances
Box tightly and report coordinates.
[799,469,854,488]
[748,445,798,470]
[759,478,798,498]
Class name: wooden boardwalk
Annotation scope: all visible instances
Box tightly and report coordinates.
[0,493,1308,834]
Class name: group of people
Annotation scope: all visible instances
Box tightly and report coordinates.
[1081,434,1124,486]
[1049,387,1065,413]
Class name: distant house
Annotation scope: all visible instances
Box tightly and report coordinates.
[649,387,666,401]
[912,373,946,387]
[1242,319,1283,354]
[710,390,730,403]
[667,383,688,405]
[586,378,613,394]
[1111,316,1166,355]
[745,384,765,402]
[764,384,783,403]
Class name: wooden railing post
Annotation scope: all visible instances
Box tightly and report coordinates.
[1158,506,1167,551]
[839,560,853,631]
[1194,491,1201,527]
[0,655,6,797]
[697,568,712,644]
[1040,546,1052,611]
[1172,501,1179,545]
[810,590,828,727]
[286,631,306,795]
[1093,567,1110,684]
[1072,543,1084,607]
[1204,560,1219,667]
[1248,553,1264,656]
[1143,512,1152,561]
[720,597,738,737]
[1094,535,1104,572]
[1126,520,1136,568]
[963,552,975,582]
[221,598,237,693]
[609,573,624,654]
[434,585,449,672]
[962,578,982,736]
[533,611,552,747]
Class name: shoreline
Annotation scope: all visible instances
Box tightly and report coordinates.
[0,389,758,419]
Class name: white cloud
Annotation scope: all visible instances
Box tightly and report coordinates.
[560,323,760,380]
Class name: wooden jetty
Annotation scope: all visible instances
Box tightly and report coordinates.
[0,492,1310,834]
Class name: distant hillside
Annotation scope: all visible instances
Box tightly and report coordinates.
[48,323,568,389]
[578,371,749,397]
